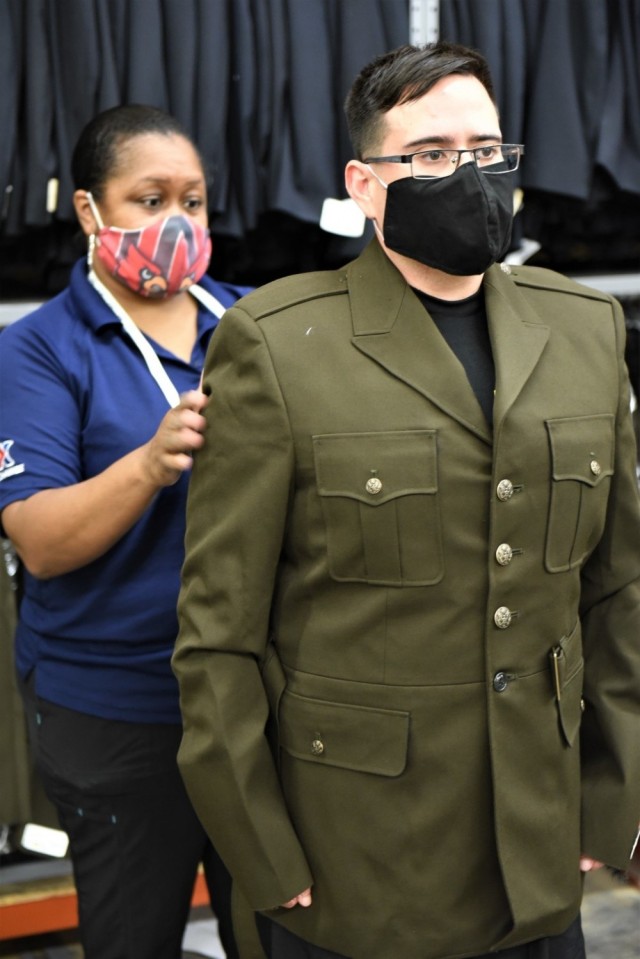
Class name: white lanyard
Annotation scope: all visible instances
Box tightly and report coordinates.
[188,283,228,319]
[87,270,226,408]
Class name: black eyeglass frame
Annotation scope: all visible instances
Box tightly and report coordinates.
[363,143,525,176]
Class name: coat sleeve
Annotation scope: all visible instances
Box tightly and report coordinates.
[579,295,640,869]
[172,304,314,910]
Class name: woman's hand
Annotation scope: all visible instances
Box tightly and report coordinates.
[142,389,209,487]
[2,389,211,578]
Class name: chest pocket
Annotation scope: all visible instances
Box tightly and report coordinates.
[313,430,443,586]
[545,415,614,572]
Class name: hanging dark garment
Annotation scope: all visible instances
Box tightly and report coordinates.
[439,0,474,47]
[251,0,278,205]
[0,0,20,226]
[439,0,527,172]
[194,0,233,218]
[440,0,608,200]
[161,0,199,131]
[121,0,170,108]
[266,0,338,222]
[45,0,120,222]
[4,0,640,285]
[215,0,261,235]
[262,0,289,218]
[267,0,409,224]
[333,0,409,177]
[20,0,57,228]
[520,0,609,200]
[595,0,640,195]
[467,0,527,151]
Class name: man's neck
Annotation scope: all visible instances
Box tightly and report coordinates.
[381,242,484,301]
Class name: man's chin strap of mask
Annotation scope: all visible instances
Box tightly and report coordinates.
[367,165,389,190]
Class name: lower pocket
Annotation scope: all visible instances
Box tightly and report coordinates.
[279,690,410,777]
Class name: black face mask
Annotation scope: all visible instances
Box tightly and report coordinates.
[380,161,515,276]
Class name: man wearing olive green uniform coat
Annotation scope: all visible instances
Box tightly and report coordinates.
[173,43,640,959]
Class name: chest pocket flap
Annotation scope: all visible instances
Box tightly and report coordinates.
[313,430,442,586]
[547,415,614,485]
[314,430,437,504]
[545,415,614,572]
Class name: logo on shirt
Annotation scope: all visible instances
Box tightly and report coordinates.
[0,439,25,482]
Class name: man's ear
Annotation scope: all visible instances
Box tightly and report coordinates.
[73,190,98,238]
[344,160,379,220]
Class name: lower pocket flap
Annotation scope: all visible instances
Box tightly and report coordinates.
[279,691,410,777]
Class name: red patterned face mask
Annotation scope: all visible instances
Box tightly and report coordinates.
[87,193,212,298]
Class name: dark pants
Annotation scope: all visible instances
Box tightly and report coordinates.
[22,677,238,959]
[255,914,586,959]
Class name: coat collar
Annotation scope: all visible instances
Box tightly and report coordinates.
[347,242,549,442]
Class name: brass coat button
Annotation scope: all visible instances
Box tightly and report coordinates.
[495,543,513,566]
[311,738,325,756]
[365,477,383,495]
[494,606,513,629]
[496,479,514,501]
[590,460,601,476]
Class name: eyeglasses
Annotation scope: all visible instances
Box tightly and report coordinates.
[363,144,524,179]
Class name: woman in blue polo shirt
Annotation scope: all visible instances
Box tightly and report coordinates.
[0,105,251,959]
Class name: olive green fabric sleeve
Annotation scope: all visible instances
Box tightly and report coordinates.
[579,296,640,869]
[173,306,313,911]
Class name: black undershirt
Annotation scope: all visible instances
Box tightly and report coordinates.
[414,286,495,425]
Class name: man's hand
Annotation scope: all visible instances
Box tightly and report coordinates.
[281,888,313,909]
[580,856,605,872]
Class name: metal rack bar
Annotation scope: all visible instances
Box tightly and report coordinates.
[409,0,440,44]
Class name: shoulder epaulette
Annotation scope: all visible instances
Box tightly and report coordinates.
[233,269,348,321]
[507,264,612,304]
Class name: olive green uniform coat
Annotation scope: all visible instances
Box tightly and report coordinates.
[174,241,640,959]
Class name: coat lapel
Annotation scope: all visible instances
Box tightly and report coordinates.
[349,243,491,442]
[348,244,550,440]
[484,265,550,429]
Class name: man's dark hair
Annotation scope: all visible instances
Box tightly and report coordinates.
[71,104,200,199]
[345,41,497,160]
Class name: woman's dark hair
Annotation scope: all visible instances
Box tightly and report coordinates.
[345,41,497,160]
[71,104,201,198]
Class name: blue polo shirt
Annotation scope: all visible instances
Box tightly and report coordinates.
[0,259,251,723]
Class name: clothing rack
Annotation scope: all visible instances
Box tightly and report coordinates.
[569,275,640,298]
[409,0,440,43]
